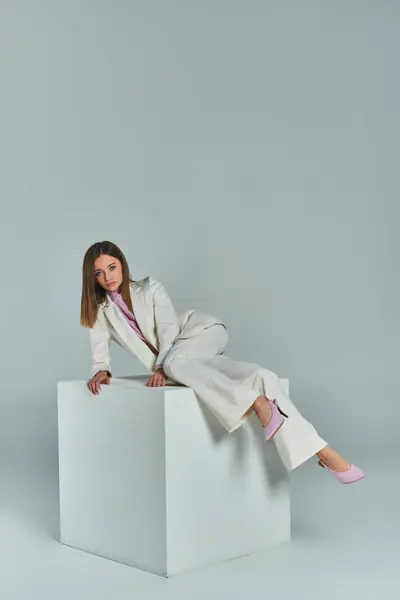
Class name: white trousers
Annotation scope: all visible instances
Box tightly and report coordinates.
[162,324,328,472]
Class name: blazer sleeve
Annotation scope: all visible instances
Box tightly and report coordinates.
[150,277,180,370]
[89,309,112,377]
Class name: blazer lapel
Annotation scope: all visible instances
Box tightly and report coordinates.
[102,283,158,372]
[130,281,158,349]
[103,299,139,351]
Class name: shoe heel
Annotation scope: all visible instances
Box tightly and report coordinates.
[272,399,289,419]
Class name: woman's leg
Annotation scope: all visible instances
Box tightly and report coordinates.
[249,395,351,472]
[164,326,355,473]
[164,328,328,472]
[315,447,351,471]
[163,326,261,429]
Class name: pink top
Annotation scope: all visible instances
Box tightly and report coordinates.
[108,291,158,356]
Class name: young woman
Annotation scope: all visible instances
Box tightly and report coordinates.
[81,240,365,484]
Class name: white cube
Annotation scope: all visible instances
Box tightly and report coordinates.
[57,376,290,577]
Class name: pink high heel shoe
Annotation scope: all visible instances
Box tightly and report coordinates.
[264,398,289,441]
[318,459,365,484]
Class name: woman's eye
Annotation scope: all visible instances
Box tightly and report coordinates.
[110,266,116,271]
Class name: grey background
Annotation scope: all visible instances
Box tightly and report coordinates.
[1,1,399,597]
[2,0,397,469]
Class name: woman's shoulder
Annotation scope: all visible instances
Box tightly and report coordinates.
[130,275,160,289]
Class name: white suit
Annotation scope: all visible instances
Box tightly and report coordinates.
[89,277,327,471]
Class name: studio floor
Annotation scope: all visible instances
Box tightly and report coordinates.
[1,451,398,600]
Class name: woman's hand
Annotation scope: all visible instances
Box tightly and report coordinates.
[146,368,167,387]
[87,370,111,395]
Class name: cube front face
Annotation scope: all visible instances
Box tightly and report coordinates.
[58,377,290,577]
[58,381,169,576]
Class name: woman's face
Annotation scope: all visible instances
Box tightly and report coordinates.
[94,254,123,292]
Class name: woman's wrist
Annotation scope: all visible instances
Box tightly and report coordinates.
[95,369,112,378]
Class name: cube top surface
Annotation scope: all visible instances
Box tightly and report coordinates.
[58,375,187,392]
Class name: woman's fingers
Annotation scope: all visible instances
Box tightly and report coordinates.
[145,374,167,387]
[90,373,164,392]
[87,376,105,395]
[154,374,166,387]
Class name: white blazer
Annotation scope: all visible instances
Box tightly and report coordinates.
[89,276,223,376]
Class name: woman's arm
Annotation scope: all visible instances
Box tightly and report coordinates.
[150,277,180,370]
[89,309,112,377]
